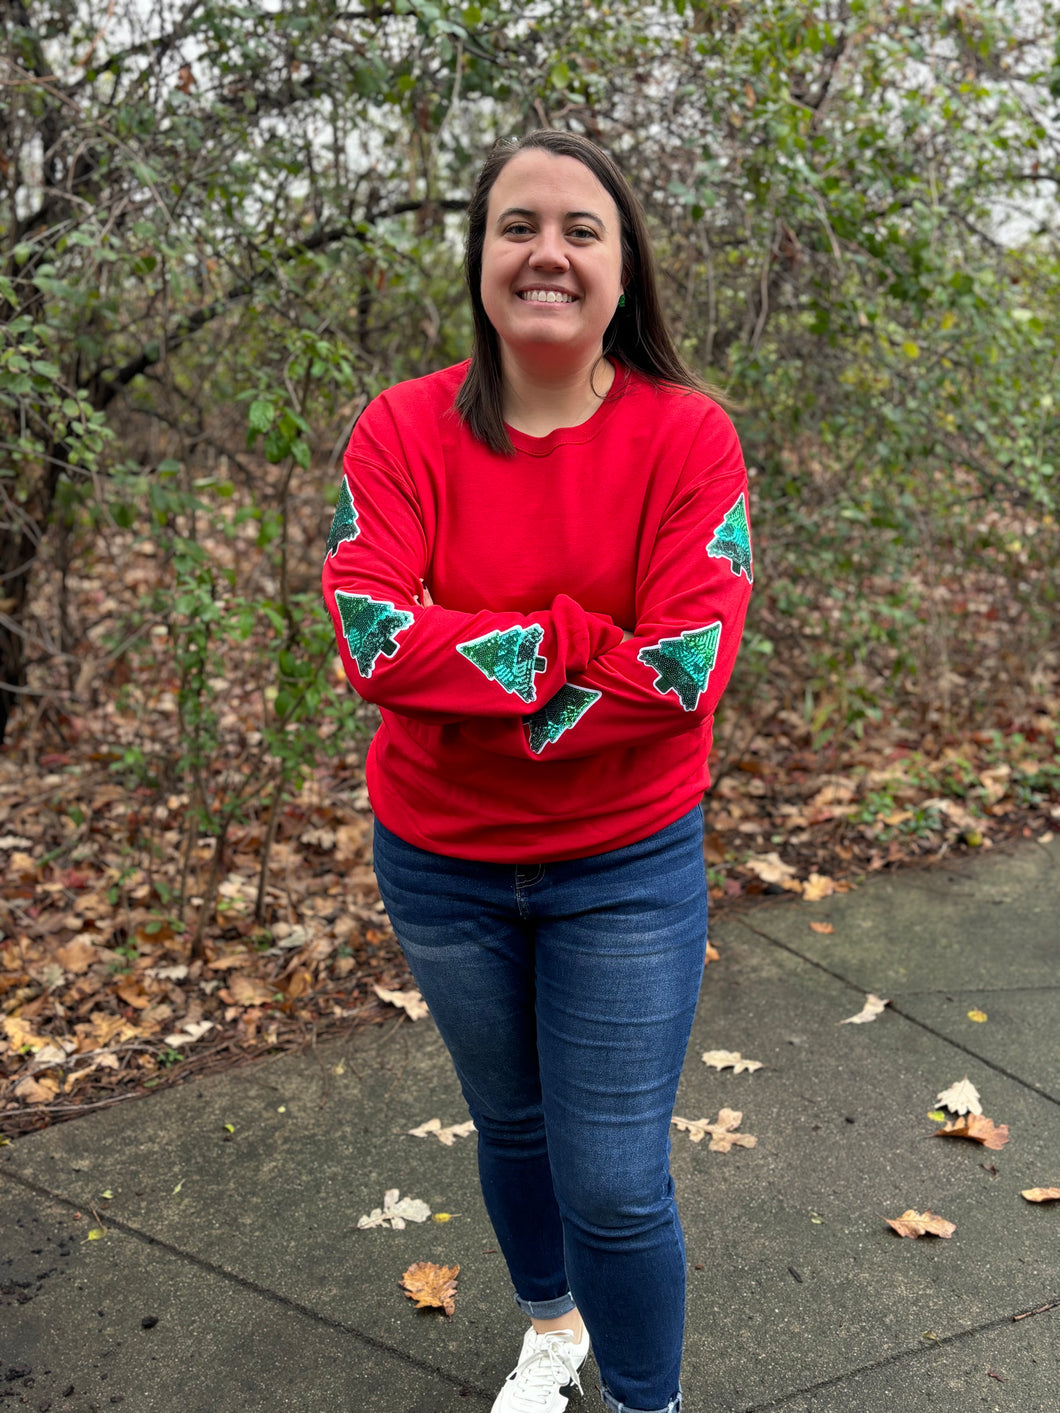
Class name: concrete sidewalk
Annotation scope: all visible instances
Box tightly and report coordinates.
[3,838,1058,1412]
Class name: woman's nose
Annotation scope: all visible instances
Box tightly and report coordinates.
[528,227,569,269]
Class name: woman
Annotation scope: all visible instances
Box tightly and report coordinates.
[323,130,753,1413]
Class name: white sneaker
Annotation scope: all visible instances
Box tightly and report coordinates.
[490,1325,591,1413]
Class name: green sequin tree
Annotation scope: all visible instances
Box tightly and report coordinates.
[334,591,413,677]
[706,492,752,581]
[525,683,601,754]
[637,623,722,711]
[325,478,360,558]
[456,625,547,703]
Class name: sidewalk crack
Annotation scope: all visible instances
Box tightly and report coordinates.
[0,1168,494,1404]
[740,1297,1060,1410]
[733,919,1060,1109]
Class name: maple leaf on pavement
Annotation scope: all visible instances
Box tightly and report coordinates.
[701,1050,763,1074]
[934,1114,1009,1150]
[936,1077,983,1116]
[886,1209,956,1238]
[401,1261,459,1316]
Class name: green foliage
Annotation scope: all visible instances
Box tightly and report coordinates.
[2,0,1059,778]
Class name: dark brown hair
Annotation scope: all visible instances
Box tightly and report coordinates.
[455,129,716,454]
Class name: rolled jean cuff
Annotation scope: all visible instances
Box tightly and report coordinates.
[599,1383,681,1413]
[512,1290,577,1319]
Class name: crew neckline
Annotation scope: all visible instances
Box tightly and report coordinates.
[505,361,630,456]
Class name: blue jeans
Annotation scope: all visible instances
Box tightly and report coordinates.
[372,807,708,1413]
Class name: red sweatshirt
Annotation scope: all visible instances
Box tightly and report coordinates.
[322,360,752,861]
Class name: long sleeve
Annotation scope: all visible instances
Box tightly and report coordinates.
[321,439,625,723]
[459,434,752,760]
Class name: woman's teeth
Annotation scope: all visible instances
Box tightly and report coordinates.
[520,290,576,303]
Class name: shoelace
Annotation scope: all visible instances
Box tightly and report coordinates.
[506,1332,585,1410]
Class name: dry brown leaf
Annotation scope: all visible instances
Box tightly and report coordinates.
[810,921,834,934]
[1020,1187,1060,1202]
[225,974,275,1007]
[934,1114,1010,1150]
[701,1049,763,1074]
[839,993,890,1025]
[743,852,797,885]
[705,941,720,964]
[373,985,429,1021]
[3,1016,47,1052]
[14,1073,60,1103]
[672,1109,757,1152]
[400,1261,459,1316]
[55,937,101,974]
[801,873,837,901]
[206,952,253,971]
[114,977,152,1010]
[886,1209,956,1239]
[7,851,37,881]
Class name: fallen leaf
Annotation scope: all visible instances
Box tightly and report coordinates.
[934,1114,1009,1150]
[373,985,429,1020]
[926,1110,947,1122]
[1021,1187,1060,1202]
[14,1075,60,1103]
[743,851,797,883]
[936,1077,983,1116]
[810,921,834,934]
[225,974,274,1007]
[801,873,837,901]
[3,1016,47,1052]
[86,1227,107,1241]
[115,977,152,1009]
[672,1109,757,1152]
[358,1188,432,1229]
[886,1209,956,1239]
[705,941,720,964]
[148,964,190,981]
[408,1117,476,1146]
[400,1260,459,1315]
[701,1049,763,1074]
[55,937,101,974]
[967,1008,988,1023]
[839,993,890,1025]
[163,1020,216,1047]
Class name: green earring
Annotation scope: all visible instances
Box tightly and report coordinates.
[618,293,626,308]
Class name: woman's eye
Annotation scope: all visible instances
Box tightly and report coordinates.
[569,226,598,240]
[504,222,533,236]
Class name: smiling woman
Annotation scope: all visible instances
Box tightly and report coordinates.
[478,150,625,431]
[322,130,754,1413]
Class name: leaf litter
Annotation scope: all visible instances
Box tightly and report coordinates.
[934,1114,1010,1150]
